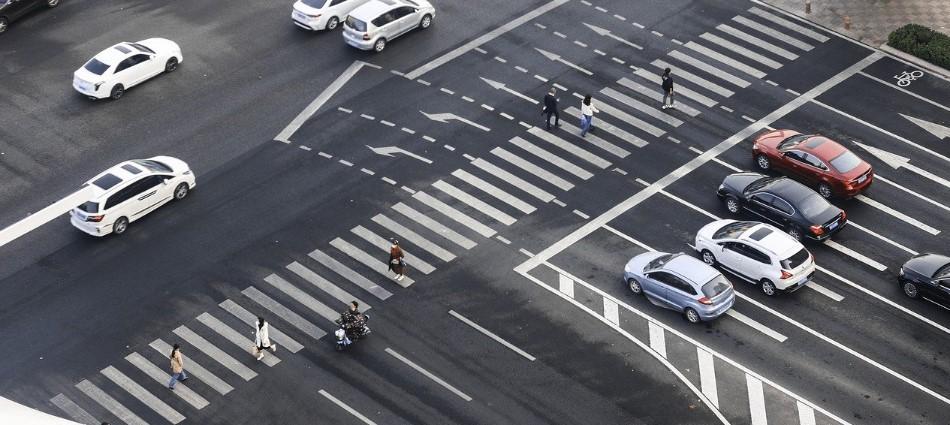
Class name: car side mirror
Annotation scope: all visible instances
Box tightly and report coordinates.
[162,179,170,185]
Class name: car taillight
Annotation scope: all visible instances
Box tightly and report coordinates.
[307,13,321,18]
[362,33,371,40]
[780,270,793,279]
[698,296,713,305]
[840,210,847,221]
[810,225,824,235]
[87,214,104,222]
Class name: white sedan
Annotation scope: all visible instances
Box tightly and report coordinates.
[292,0,370,31]
[73,38,182,100]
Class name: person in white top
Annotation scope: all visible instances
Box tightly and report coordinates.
[580,94,599,137]
[254,317,277,361]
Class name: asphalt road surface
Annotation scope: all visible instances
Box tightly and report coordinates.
[2,0,949,424]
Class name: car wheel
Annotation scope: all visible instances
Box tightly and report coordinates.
[110,84,124,100]
[786,226,803,241]
[761,279,777,296]
[755,154,771,171]
[684,308,701,324]
[165,57,178,73]
[902,281,920,299]
[0,18,8,34]
[174,183,189,200]
[325,16,339,30]
[113,217,129,235]
[817,182,833,199]
[724,196,740,214]
[420,14,432,29]
[701,249,717,266]
[47,0,60,7]
[627,278,643,295]
[373,38,386,52]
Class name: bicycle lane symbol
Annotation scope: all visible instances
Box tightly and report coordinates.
[894,69,924,87]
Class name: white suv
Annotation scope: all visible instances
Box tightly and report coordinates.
[70,156,196,237]
[342,0,434,52]
[694,220,815,296]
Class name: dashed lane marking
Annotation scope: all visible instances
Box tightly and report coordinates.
[449,310,536,361]
[385,348,473,401]
[319,390,378,425]
[725,310,788,342]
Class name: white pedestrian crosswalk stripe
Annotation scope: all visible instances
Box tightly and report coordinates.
[101,365,186,424]
[51,393,100,425]
[596,88,678,131]
[150,339,234,396]
[125,352,210,410]
[392,202,478,249]
[309,248,395,299]
[470,158,557,202]
[732,15,814,51]
[431,180,518,225]
[716,24,799,60]
[492,147,575,191]
[76,379,148,425]
[797,401,817,425]
[527,126,611,169]
[668,50,751,87]
[563,107,650,150]
[451,169,536,214]
[242,286,328,339]
[748,7,829,42]
[413,191,497,237]
[510,136,593,180]
[197,312,280,367]
[264,273,341,322]
[369,215,457,262]
[632,68,719,107]
[615,77,702,117]
[173,325,258,381]
[747,374,768,425]
[648,322,667,358]
[685,41,767,78]
[288,260,378,304]
[697,348,719,408]
[559,119,643,152]
[350,225,437,273]
[219,299,306,352]
[329,237,416,287]
[651,58,734,97]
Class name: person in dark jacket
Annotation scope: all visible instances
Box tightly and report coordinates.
[542,87,560,130]
[661,68,675,110]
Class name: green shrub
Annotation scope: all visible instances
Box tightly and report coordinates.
[888,24,950,69]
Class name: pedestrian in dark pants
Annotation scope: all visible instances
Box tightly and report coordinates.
[542,87,560,130]
[167,344,188,390]
[661,68,675,110]
[388,239,406,281]
[580,94,599,137]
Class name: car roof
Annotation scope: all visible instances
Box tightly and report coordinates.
[93,43,137,65]
[350,0,399,19]
[798,136,846,160]
[738,223,801,257]
[83,161,149,200]
[762,177,813,205]
[664,254,719,285]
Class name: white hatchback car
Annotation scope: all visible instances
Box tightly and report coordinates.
[694,220,815,296]
[70,157,195,237]
[342,0,434,52]
[292,0,371,31]
[73,38,182,100]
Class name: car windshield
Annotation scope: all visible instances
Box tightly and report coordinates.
[780,248,810,269]
[646,253,677,270]
[799,193,831,220]
[91,173,122,190]
[744,176,778,194]
[713,221,757,239]
[128,42,155,54]
[133,159,173,173]
[778,134,810,150]
[934,263,950,279]
[346,16,367,31]
[301,0,326,7]
[829,150,862,173]
[701,275,731,298]
[83,58,110,75]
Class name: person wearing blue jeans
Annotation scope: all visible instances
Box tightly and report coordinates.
[168,344,188,389]
[580,94,599,137]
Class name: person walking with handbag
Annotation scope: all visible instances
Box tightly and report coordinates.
[541,87,560,130]
[253,317,277,361]
[388,239,406,281]
[661,68,675,110]
[167,344,188,390]
[580,94,599,137]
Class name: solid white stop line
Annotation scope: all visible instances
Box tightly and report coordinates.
[0,186,96,248]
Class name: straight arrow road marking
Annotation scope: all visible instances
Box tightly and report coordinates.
[420,111,491,132]
[901,113,950,141]
[855,141,950,191]
[480,77,538,104]
[366,145,433,164]
[583,23,643,50]
[535,47,593,75]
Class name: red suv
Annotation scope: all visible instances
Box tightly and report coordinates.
[752,130,873,198]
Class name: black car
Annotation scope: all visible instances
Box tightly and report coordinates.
[899,254,950,304]
[0,0,59,34]
[717,172,846,241]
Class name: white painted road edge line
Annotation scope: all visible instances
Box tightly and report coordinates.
[318,390,378,425]
[448,310,536,361]
[406,0,570,79]
[275,60,377,143]
[384,348,473,401]
[0,186,95,249]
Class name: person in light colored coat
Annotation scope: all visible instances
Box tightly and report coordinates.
[168,344,188,389]
[254,317,277,361]
[580,94,600,137]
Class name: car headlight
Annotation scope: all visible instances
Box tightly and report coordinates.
[899,267,904,276]
[94,81,105,90]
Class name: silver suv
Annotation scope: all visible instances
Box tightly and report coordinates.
[342,0,434,52]
[624,252,735,323]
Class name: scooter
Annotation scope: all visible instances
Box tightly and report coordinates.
[334,314,370,351]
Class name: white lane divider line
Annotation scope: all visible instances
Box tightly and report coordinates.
[725,309,788,342]
[275,60,374,143]
[75,380,147,425]
[823,240,887,271]
[797,400,817,425]
[648,322,667,358]
[602,224,653,252]
[101,365,186,424]
[807,281,844,302]
[855,194,939,235]
[558,273,574,298]
[384,348,473,401]
[603,298,619,325]
[849,220,918,255]
[150,339,235,395]
[51,393,101,425]
[449,310,536,361]
[125,352,210,410]
[697,348,719,408]
[319,390,378,425]
[876,174,950,214]
[746,374,768,425]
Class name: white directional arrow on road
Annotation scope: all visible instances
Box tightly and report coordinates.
[534,48,593,76]
[480,77,539,104]
[583,23,643,50]
[901,113,950,141]
[366,145,433,164]
[420,111,491,132]
[855,141,950,189]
